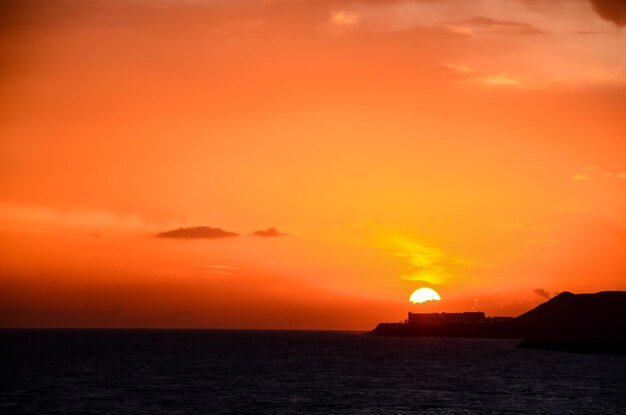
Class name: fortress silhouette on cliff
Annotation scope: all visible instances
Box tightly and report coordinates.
[407,311,514,326]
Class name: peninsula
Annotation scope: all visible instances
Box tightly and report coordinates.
[370,291,626,354]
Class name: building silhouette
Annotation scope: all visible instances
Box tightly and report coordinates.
[407,312,514,326]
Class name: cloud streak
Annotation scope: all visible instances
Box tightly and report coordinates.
[392,237,461,284]
[191,264,239,276]
[479,73,522,87]
[356,218,467,285]
[441,16,545,35]
[572,167,626,182]
[331,10,358,27]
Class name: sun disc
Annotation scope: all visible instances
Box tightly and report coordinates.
[409,287,441,304]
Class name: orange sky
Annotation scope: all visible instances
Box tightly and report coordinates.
[1,0,625,329]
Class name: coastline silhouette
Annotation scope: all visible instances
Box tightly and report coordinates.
[370,291,626,354]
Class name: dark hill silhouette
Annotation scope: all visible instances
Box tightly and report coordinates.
[515,291,626,353]
[370,291,626,354]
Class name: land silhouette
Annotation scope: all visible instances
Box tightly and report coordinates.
[370,291,626,354]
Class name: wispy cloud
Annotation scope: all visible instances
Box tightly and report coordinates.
[191,264,239,276]
[441,23,475,36]
[441,16,545,35]
[440,64,524,88]
[442,63,474,75]
[572,167,626,181]
[330,11,358,27]
[355,218,467,285]
[392,236,466,284]
[479,73,521,87]
[191,264,239,271]
[0,202,149,231]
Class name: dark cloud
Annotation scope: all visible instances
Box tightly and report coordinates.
[588,0,626,26]
[156,226,239,239]
[251,227,288,237]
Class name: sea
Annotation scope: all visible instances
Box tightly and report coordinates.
[1,330,625,414]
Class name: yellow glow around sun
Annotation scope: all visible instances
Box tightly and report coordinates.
[409,287,442,304]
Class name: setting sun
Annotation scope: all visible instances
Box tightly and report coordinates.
[409,288,442,304]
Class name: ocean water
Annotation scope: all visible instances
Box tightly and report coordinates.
[1,330,625,414]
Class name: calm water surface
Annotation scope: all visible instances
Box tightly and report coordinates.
[2,330,625,414]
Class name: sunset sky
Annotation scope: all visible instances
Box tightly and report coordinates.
[1,0,625,329]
